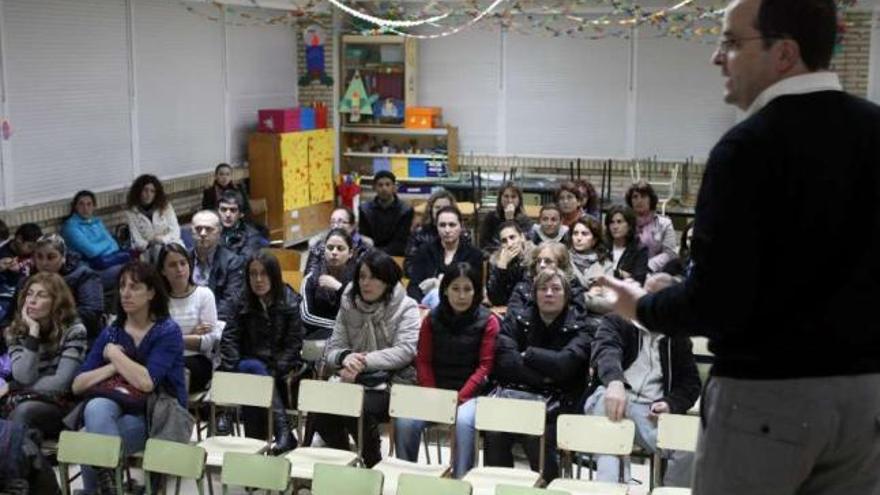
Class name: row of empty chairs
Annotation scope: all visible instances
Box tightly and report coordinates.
[59,373,700,495]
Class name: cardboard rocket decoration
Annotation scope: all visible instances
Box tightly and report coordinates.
[339,71,377,123]
[298,25,333,86]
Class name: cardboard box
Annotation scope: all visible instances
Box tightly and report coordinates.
[283,201,335,245]
[426,160,448,177]
[299,107,316,130]
[373,158,391,173]
[258,108,300,133]
[391,157,408,179]
[405,107,443,129]
[408,158,428,178]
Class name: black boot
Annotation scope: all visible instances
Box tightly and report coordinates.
[95,468,117,495]
[270,410,297,455]
[214,411,231,436]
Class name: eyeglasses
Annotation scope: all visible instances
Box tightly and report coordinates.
[715,35,780,55]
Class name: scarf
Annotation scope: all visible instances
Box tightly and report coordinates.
[636,213,659,255]
[570,249,599,274]
[352,284,404,352]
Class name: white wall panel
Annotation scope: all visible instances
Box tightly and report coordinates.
[133,0,225,178]
[226,11,297,162]
[419,29,502,154]
[504,34,630,158]
[3,0,132,206]
[634,30,735,160]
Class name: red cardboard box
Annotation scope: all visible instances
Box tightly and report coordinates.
[258,108,300,133]
[405,107,442,129]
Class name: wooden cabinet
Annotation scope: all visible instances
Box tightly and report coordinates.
[248,129,335,244]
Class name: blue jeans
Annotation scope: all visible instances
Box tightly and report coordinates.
[584,386,693,487]
[235,359,286,441]
[393,398,477,478]
[81,398,147,494]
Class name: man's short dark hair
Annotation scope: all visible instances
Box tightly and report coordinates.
[756,0,837,71]
[218,190,245,210]
[15,223,42,243]
[374,170,396,184]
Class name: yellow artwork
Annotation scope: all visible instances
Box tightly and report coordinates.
[308,129,334,204]
[281,133,310,210]
[391,157,408,179]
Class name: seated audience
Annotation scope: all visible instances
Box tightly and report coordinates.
[486,269,593,481]
[626,181,677,273]
[218,190,267,260]
[404,188,460,277]
[61,190,131,277]
[301,229,357,340]
[71,261,186,495]
[219,251,302,454]
[124,174,182,263]
[202,163,251,216]
[0,223,42,322]
[158,244,220,393]
[395,262,500,478]
[567,218,615,314]
[32,234,104,341]
[529,204,568,245]
[358,171,414,257]
[189,210,245,322]
[573,179,600,219]
[407,206,483,304]
[585,272,700,486]
[486,221,536,306]
[319,251,420,467]
[506,241,587,318]
[605,205,649,285]
[304,207,373,276]
[1,273,87,439]
[479,182,533,254]
[556,181,586,229]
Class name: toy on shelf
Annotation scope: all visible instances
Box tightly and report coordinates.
[339,71,377,123]
[337,173,361,210]
[373,97,405,122]
[299,25,333,86]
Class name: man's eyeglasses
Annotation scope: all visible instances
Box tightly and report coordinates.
[715,35,780,55]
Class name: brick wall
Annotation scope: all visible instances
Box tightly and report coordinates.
[830,10,872,97]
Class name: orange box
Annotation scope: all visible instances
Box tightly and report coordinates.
[405,107,443,129]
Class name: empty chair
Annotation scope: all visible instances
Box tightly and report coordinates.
[220,452,290,495]
[396,473,472,495]
[142,439,207,495]
[284,379,364,480]
[312,462,384,495]
[496,485,572,495]
[375,384,459,495]
[462,397,546,495]
[650,414,699,495]
[197,371,275,491]
[57,431,124,495]
[546,415,635,495]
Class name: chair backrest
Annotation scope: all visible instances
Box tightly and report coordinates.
[495,485,571,495]
[302,338,327,363]
[142,439,206,480]
[282,270,303,291]
[657,414,700,452]
[389,384,458,425]
[556,415,634,456]
[221,452,290,492]
[397,473,472,495]
[297,379,364,417]
[689,337,712,357]
[474,397,546,436]
[210,371,274,408]
[267,247,301,271]
[312,463,383,495]
[57,431,122,469]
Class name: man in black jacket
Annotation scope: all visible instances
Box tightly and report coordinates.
[357,170,413,257]
[601,0,880,492]
[217,190,267,260]
[190,209,245,322]
[586,273,699,487]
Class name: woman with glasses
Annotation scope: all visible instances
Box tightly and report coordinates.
[304,207,373,276]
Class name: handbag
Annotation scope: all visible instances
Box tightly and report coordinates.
[84,374,148,414]
[146,391,194,444]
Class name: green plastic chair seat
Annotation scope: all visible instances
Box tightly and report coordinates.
[285,446,359,479]
[546,478,628,495]
[463,466,541,495]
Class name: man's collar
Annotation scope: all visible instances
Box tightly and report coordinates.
[196,245,218,263]
[745,72,842,118]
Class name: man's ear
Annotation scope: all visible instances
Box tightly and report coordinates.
[776,38,804,74]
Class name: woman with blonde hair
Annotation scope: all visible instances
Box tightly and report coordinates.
[1,272,87,439]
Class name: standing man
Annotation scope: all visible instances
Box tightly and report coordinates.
[601,0,880,493]
[358,170,413,257]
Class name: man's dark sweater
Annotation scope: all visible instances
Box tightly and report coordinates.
[637,90,880,379]
[358,195,413,257]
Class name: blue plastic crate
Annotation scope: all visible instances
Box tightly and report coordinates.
[299,107,316,130]
[408,158,428,178]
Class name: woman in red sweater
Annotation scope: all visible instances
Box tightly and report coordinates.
[393,262,500,478]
